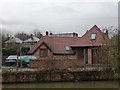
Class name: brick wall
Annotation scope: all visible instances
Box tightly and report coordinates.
[52,54,77,60]
[88,48,92,64]
[30,59,84,69]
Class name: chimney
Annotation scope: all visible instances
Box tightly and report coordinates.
[73,33,76,37]
[46,31,48,36]
[106,29,108,35]
[7,37,10,40]
[30,34,33,39]
[73,33,78,37]
[105,29,109,38]
[76,33,78,37]
[50,32,52,35]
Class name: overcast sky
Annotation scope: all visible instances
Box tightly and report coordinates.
[0,0,119,36]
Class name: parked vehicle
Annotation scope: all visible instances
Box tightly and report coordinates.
[18,55,37,67]
[5,55,17,66]
[5,55,37,67]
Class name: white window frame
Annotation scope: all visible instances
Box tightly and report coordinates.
[90,33,97,40]
[65,46,71,51]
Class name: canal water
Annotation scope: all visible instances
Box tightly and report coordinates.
[2,80,119,88]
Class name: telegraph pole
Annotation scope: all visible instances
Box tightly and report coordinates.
[20,47,22,70]
[84,49,86,70]
[16,49,19,71]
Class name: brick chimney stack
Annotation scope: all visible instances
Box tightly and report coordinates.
[46,31,48,36]
[73,33,78,37]
[50,32,52,35]
[76,33,78,37]
[73,33,76,37]
[106,29,108,35]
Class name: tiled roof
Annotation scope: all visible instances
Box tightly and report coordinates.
[23,36,40,43]
[28,25,107,54]
[5,37,23,44]
[28,36,79,54]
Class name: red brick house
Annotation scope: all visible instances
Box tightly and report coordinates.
[28,25,108,68]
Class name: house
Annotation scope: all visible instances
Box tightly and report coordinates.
[5,37,23,44]
[23,36,40,44]
[4,37,23,46]
[28,25,108,68]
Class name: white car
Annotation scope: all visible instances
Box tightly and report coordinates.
[5,55,17,65]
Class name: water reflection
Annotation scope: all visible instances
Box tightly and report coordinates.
[2,81,119,88]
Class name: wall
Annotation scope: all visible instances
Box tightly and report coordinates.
[30,59,84,69]
[52,54,78,60]
[2,70,115,83]
[33,43,101,66]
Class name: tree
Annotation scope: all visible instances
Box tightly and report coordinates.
[33,29,42,39]
[21,46,30,55]
[15,32,30,41]
[95,26,119,70]
[1,29,13,48]
[117,28,120,74]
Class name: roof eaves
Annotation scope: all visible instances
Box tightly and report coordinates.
[28,40,53,54]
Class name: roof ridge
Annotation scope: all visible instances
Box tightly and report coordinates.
[81,25,102,38]
[42,36,81,38]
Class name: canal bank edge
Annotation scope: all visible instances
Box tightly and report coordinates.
[2,68,119,84]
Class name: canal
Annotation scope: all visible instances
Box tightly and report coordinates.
[2,80,119,88]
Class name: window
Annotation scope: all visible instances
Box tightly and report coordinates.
[90,33,97,40]
[65,46,71,51]
[40,49,48,57]
[85,49,88,64]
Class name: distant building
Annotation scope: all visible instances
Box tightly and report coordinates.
[4,37,23,46]
[23,36,40,44]
[49,32,78,37]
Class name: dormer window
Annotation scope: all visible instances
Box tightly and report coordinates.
[90,33,97,40]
